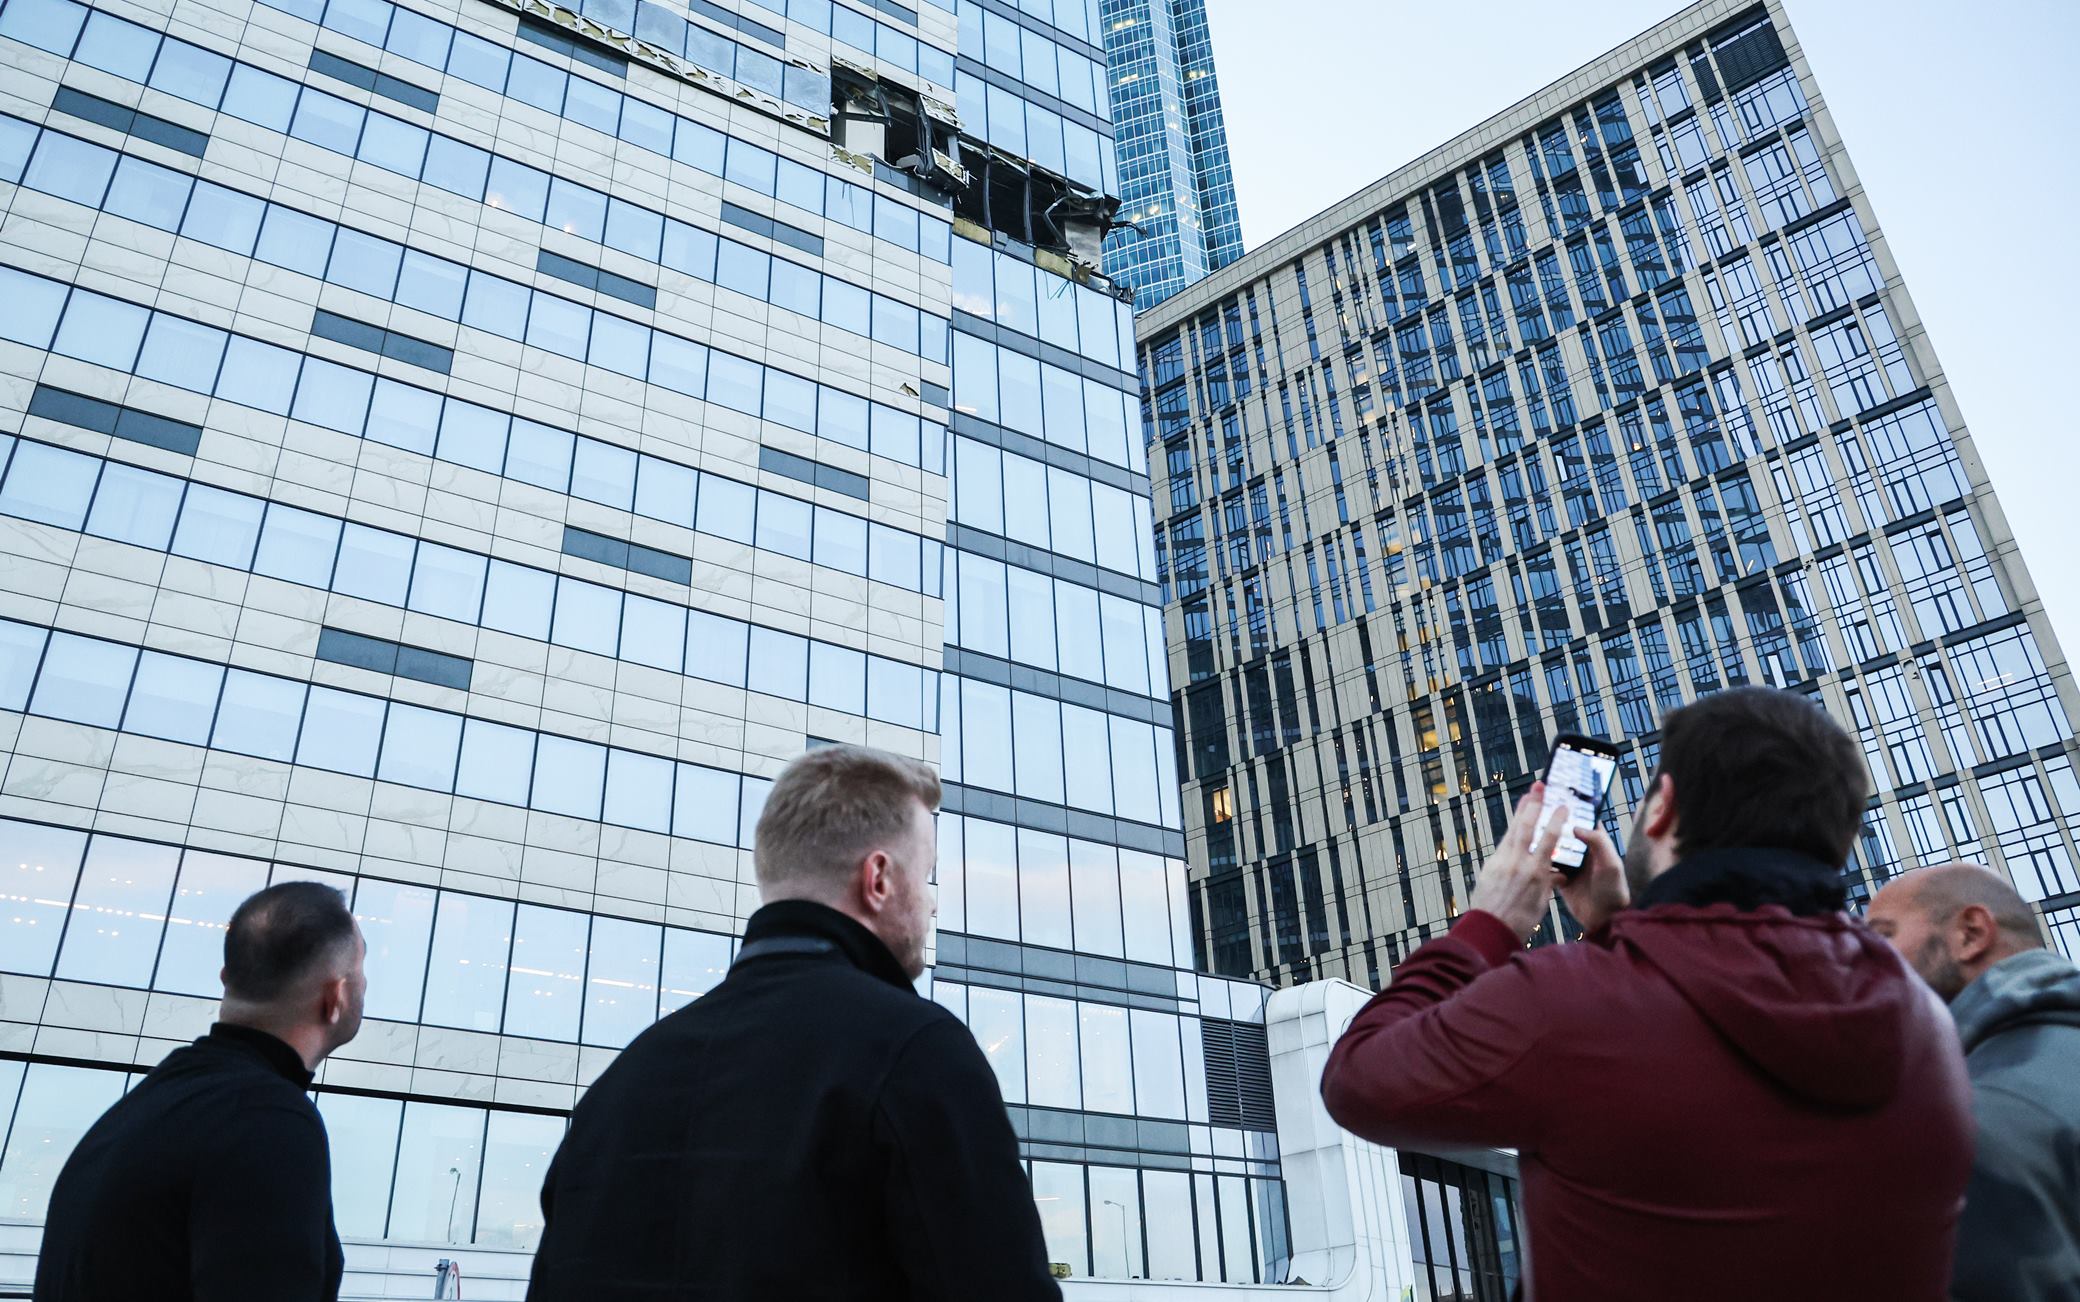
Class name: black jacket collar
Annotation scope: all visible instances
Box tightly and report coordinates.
[204,1022,315,1086]
[741,900,914,992]
[1638,846,1849,917]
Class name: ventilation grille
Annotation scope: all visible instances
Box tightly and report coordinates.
[1713,22,1789,93]
[1202,1017,1277,1131]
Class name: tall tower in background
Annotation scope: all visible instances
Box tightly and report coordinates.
[1138,0,2080,993]
[1098,0,1242,307]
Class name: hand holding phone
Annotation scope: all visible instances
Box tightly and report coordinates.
[1536,735,1620,877]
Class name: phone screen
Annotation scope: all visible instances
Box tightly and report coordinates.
[1538,740,1620,870]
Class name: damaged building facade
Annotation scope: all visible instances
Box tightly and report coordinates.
[0,0,1407,1289]
[1140,0,2080,996]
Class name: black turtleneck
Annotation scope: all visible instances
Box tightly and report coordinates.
[737,897,916,989]
[35,1023,343,1302]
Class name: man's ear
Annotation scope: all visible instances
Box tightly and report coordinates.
[856,850,894,913]
[319,974,346,1026]
[1952,902,1998,965]
[1644,773,1678,839]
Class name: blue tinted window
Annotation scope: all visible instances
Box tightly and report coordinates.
[660,220,716,278]
[385,7,450,65]
[684,609,746,686]
[505,55,568,113]
[524,293,591,357]
[329,228,404,298]
[715,240,769,299]
[255,206,334,277]
[171,483,264,569]
[435,399,508,472]
[506,418,573,491]
[485,157,548,222]
[0,621,47,712]
[365,379,441,455]
[706,352,762,415]
[632,457,696,527]
[334,523,414,605]
[571,439,637,510]
[407,543,485,623]
[30,632,135,727]
[745,626,806,699]
[481,561,554,639]
[446,31,509,89]
[604,749,672,833]
[74,11,155,78]
[215,337,301,413]
[671,118,725,172]
[723,140,775,194]
[670,763,738,845]
[1,442,99,530]
[378,703,461,789]
[0,0,85,55]
[456,717,534,805]
[546,177,608,242]
[102,156,190,230]
[504,904,587,1040]
[84,461,182,550]
[254,504,341,587]
[52,290,148,371]
[618,594,683,671]
[297,686,384,776]
[123,651,222,745]
[648,333,706,397]
[562,76,621,135]
[135,315,227,390]
[461,272,531,339]
[181,183,265,255]
[148,40,231,105]
[550,578,620,656]
[221,64,297,130]
[423,135,490,199]
[532,735,606,819]
[357,113,429,176]
[617,98,672,155]
[290,88,366,153]
[604,199,663,260]
[290,358,374,434]
[211,670,304,760]
[396,249,466,320]
[695,475,753,544]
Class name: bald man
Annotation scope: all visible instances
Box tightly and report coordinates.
[1868,865,2080,1302]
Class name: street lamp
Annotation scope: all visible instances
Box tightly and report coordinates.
[1101,1199,1133,1279]
[445,1167,462,1243]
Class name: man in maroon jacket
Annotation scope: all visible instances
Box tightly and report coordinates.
[1322,687,1973,1302]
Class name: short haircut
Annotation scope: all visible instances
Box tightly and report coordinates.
[1657,686,1869,868]
[1905,863,2044,947]
[754,745,941,893]
[222,882,358,1002]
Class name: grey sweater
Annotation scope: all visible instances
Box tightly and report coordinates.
[1949,947,2080,1302]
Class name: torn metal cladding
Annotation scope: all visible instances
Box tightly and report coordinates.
[480,0,832,134]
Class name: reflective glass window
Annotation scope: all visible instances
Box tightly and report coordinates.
[333,523,414,606]
[1090,1166,1146,1279]
[1068,838,1123,957]
[505,419,574,493]
[1119,849,1171,965]
[0,1065,126,1221]
[532,735,606,820]
[619,594,685,671]
[214,337,300,414]
[74,11,156,79]
[254,505,342,588]
[378,704,462,790]
[421,892,513,1032]
[407,543,486,623]
[30,633,135,729]
[210,670,305,761]
[1025,992,1080,1109]
[353,877,436,1023]
[366,380,441,456]
[103,156,192,231]
[0,267,66,350]
[684,609,747,686]
[659,927,730,1014]
[0,621,40,713]
[746,626,807,700]
[317,1093,400,1238]
[504,904,588,1041]
[1032,1162,1088,1279]
[290,358,375,435]
[24,133,116,208]
[550,578,621,657]
[1,442,98,530]
[754,491,812,561]
[1060,704,1113,813]
[481,561,554,640]
[122,651,222,746]
[154,849,267,996]
[1078,1001,1133,1113]
[51,289,147,371]
[604,749,672,833]
[966,986,1025,1104]
[670,762,739,846]
[962,816,1018,939]
[456,718,535,806]
[171,484,265,571]
[135,314,228,390]
[474,1111,563,1250]
[0,820,87,976]
[387,1102,484,1244]
[55,836,178,987]
[582,915,661,1047]
[297,686,385,777]
[807,642,865,716]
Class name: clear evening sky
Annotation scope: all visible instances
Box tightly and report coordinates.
[1200,0,2080,660]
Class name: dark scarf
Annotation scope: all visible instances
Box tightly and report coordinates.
[1636,846,1849,916]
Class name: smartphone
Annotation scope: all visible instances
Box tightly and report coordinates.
[1537,734,1622,876]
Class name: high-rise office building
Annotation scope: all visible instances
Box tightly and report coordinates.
[0,0,1309,1291]
[1139,0,2080,991]
[1096,0,1240,307]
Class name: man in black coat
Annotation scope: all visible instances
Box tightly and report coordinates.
[35,880,366,1301]
[527,744,1061,1301]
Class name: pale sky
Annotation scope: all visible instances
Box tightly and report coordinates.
[1200,0,2080,659]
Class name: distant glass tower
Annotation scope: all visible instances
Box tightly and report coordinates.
[1099,0,1244,307]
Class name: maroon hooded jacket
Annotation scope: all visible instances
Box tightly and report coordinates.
[1321,853,1974,1302]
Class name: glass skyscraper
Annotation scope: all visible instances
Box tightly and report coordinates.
[1138,0,2080,992]
[1097,0,1240,307]
[0,0,1293,1289]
